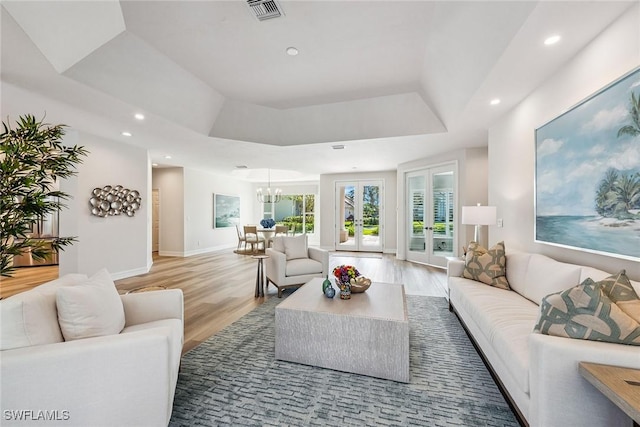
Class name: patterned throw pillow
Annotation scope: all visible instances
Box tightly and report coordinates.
[595,270,640,323]
[534,274,640,346]
[462,241,509,290]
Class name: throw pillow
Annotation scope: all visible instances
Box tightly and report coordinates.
[284,234,308,260]
[0,274,88,351]
[56,269,125,341]
[534,278,640,346]
[595,270,640,323]
[272,235,286,253]
[463,241,510,290]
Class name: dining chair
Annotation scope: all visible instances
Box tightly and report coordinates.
[243,225,265,253]
[235,224,247,252]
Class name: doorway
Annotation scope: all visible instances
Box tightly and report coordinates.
[335,180,383,252]
[406,164,456,267]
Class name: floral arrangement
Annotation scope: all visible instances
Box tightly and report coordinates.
[332,265,360,286]
[260,218,276,228]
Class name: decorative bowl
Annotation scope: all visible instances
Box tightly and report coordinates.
[350,276,372,293]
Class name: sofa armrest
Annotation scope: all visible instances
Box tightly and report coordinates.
[1,329,174,426]
[308,247,329,277]
[529,333,639,427]
[120,288,184,328]
[447,259,465,278]
[265,248,286,282]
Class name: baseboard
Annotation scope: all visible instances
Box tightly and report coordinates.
[449,302,529,427]
[110,266,151,281]
[158,251,185,257]
[184,244,235,257]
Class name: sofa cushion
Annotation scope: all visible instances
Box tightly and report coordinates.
[0,274,88,350]
[463,241,509,290]
[534,277,640,345]
[507,253,582,305]
[284,234,308,260]
[286,258,323,277]
[449,277,539,393]
[56,269,126,341]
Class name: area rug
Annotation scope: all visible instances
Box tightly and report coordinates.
[169,296,518,426]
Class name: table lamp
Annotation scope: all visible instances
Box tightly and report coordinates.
[461,203,497,243]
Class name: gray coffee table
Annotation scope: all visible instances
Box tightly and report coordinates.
[275,277,409,382]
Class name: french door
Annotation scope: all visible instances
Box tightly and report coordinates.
[335,180,383,252]
[406,164,456,267]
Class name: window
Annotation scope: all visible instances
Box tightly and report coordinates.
[262,194,315,234]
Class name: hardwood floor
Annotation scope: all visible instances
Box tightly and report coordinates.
[0,250,447,354]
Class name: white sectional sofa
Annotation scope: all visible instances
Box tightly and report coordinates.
[448,252,640,427]
[0,272,184,427]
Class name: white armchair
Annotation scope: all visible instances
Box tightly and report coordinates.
[265,235,328,297]
[0,272,184,427]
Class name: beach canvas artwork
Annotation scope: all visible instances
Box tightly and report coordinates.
[535,68,640,261]
[213,194,240,228]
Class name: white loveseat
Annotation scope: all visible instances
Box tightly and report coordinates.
[0,272,184,427]
[448,252,640,427]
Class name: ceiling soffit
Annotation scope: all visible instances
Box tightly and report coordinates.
[209,92,446,145]
[2,0,126,73]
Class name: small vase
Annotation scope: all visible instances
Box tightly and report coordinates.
[322,276,332,294]
[324,285,335,298]
[339,282,351,300]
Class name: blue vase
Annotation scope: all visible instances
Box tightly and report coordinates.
[324,285,335,298]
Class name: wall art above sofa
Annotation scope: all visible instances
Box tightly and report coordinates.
[535,67,640,261]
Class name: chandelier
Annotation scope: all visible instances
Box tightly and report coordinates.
[256,169,282,203]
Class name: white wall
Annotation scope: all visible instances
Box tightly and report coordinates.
[489,5,640,280]
[319,170,397,253]
[59,132,150,279]
[152,167,185,256]
[396,147,488,259]
[183,168,255,255]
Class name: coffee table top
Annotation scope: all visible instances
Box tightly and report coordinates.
[276,277,407,322]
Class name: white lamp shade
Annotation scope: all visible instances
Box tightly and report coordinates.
[461,205,497,225]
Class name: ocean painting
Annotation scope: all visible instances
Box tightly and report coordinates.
[535,67,640,261]
[213,194,240,228]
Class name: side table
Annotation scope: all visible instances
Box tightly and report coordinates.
[251,255,269,298]
[579,362,640,426]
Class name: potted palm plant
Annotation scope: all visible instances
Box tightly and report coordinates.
[1,114,88,277]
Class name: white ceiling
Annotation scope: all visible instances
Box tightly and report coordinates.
[1,0,636,182]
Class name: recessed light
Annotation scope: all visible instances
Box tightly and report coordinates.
[121,131,132,137]
[286,47,299,56]
[164,155,172,159]
[544,35,561,46]
[134,113,145,120]
[490,98,501,106]
[332,144,345,150]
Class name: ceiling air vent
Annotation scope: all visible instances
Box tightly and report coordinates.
[247,0,283,21]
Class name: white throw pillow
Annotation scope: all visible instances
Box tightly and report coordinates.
[272,235,286,253]
[56,269,125,341]
[284,234,308,260]
[0,274,88,351]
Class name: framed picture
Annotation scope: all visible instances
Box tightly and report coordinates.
[213,194,240,229]
[535,67,640,261]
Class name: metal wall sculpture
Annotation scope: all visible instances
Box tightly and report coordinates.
[89,185,141,217]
